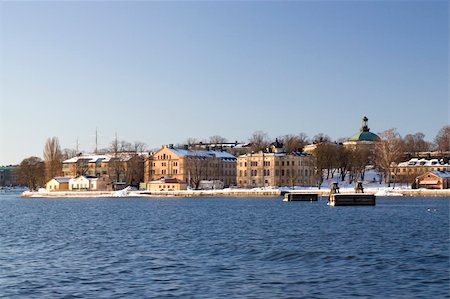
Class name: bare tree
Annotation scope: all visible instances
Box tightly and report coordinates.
[62,148,78,160]
[375,128,404,187]
[249,131,271,152]
[403,132,431,154]
[43,137,63,182]
[337,146,351,182]
[109,137,131,187]
[75,156,90,177]
[124,141,147,187]
[16,157,45,190]
[185,153,209,189]
[312,133,331,143]
[209,135,228,144]
[278,134,309,153]
[434,125,450,152]
[132,141,147,153]
[348,147,370,183]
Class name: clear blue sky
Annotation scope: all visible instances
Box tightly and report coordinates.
[0,1,448,165]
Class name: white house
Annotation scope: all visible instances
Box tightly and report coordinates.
[69,176,112,191]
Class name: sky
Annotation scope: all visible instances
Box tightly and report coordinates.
[0,0,448,165]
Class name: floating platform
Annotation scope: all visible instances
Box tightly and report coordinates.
[283,193,319,202]
[328,194,376,206]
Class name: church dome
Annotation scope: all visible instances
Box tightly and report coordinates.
[348,116,380,142]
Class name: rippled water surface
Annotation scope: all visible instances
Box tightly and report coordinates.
[0,194,448,298]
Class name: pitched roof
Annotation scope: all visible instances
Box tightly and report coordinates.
[52,177,71,183]
[431,171,450,178]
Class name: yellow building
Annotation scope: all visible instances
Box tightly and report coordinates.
[46,177,70,191]
[145,145,236,189]
[392,158,449,185]
[237,141,315,188]
[147,177,188,191]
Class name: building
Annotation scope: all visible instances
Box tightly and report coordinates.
[415,171,450,189]
[62,153,144,188]
[68,176,112,191]
[145,145,237,189]
[0,165,18,187]
[147,177,187,191]
[236,140,315,188]
[392,158,449,185]
[46,177,70,191]
[343,116,380,160]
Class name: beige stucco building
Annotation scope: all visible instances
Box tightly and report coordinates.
[147,177,188,191]
[236,142,315,188]
[145,145,236,189]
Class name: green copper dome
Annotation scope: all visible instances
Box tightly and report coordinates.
[348,116,380,142]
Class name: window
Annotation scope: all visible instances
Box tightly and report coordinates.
[174,169,178,174]
[281,161,285,166]
[287,161,290,166]
[281,170,285,176]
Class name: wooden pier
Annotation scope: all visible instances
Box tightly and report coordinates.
[327,182,376,206]
[328,194,376,206]
[283,193,319,202]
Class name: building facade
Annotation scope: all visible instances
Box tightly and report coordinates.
[415,171,450,189]
[147,177,188,191]
[236,142,315,188]
[0,166,18,187]
[145,145,237,189]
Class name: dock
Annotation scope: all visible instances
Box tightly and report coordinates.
[328,193,376,206]
[283,193,319,202]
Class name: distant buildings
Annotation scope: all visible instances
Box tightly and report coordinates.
[0,165,18,187]
[62,153,144,189]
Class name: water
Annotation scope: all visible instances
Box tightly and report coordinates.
[0,194,448,298]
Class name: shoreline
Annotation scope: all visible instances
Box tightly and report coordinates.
[20,188,450,198]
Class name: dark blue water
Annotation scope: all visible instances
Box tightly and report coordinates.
[0,195,448,298]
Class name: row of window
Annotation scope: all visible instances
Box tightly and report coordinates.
[239,160,312,167]
[239,179,312,185]
[395,167,448,173]
[238,169,311,177]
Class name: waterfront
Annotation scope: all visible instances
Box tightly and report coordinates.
[0,194,448,298]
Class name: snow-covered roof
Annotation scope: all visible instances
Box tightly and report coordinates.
[238,151,310,158]
[63,154,112,163]
[63,153,141,163]
[431,171,450,178]
[52,177,71,183]
[398,158,448,167]
[167,148,236,160]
